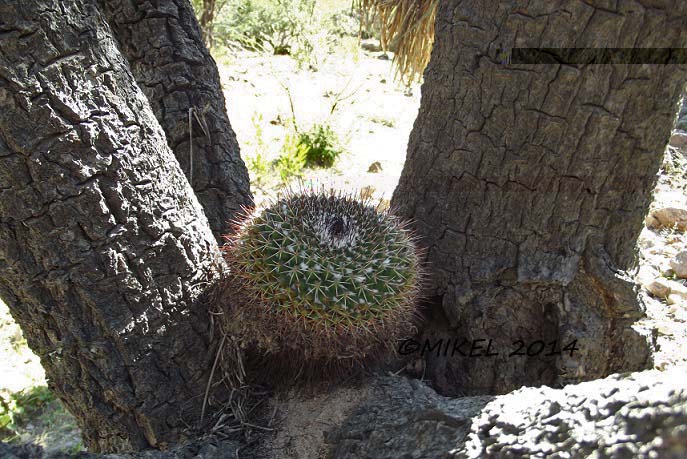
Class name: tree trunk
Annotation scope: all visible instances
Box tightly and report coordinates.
[98,0,253,240]
[392,0,687,395]
[0,0,226,451]
[199,0,218,49]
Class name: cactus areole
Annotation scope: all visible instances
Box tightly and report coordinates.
[222,189,421,374]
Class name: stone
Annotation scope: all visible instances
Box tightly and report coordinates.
[360,38,382,52]
[367,161,383,173]
[645,278,671,298]
[667,293,685,306]
[645,213,660,229]
[636,265,659,286]
[669,250,687,278]
[652,207,687,231]
[637,227,658,251]
[670,131,687,150]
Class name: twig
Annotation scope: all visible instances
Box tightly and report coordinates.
[201,332,227,424]
[188,108,194,187]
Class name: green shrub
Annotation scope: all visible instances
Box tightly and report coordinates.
[275,134,307,182]
[246,152,270,184]
[215,0,316,55]
[298,123,343,168]
[0,386,55,438]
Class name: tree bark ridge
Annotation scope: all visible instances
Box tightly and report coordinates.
[98,0,253,240]
[0,0,222,451]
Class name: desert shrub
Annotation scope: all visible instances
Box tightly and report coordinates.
[297,123,344,168]
[0,386,55,438]
[215,0,315,55]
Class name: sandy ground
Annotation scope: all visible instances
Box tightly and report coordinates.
[216,46,421,206]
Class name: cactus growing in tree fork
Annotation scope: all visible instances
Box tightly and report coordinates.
[220,188,423,379]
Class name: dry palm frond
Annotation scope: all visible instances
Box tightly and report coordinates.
[356,0,439,85]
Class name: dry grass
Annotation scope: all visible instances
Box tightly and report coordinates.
[356,0,438,84]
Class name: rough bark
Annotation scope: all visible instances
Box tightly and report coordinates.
[392,0,687,395]
[0,0,222,451]
[98,0,253,240]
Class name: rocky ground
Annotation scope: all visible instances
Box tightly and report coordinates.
[635,128,687,371]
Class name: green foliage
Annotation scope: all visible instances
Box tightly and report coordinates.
[298,123,344,168]
[326,8,361,38]
[246,152,270,185]
[0,386,55,438]
[369,115,396,128]
[215,0,316,55]
[275,134,307,182]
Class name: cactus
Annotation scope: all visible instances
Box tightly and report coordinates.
[222,188,422,378]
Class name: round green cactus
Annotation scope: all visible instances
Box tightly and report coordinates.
[222,188,422,376]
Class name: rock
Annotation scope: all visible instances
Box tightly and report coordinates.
[326,370,687,459]
[645,213,660,228]
[367,161,383,173]
[636,265,659,286]
[670,131,687,150]
[326,377,492,459]
[448,369,687,459]
[377,53,390,60]
[645,278,671,298]
[660,259,675,276]
[360,39,382,52]
[0,437,240,458]
[667,293,684,306]
[637,227,658,251]
[10,370,687,458]
[670,250,687,278]
[651,207,687,231]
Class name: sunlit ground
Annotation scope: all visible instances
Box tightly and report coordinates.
[0,300,82,453]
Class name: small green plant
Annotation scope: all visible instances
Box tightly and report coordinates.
[297,123,343,168]
[246,152,270,184]
[0,386,55,439]
[275,134,307,182]
[221,189,422,379]
[370,115,396,128]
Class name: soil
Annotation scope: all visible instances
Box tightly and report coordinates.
[215,46,421,207]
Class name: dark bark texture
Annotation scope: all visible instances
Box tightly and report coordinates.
[392,0,687,395]
[98,0,253,240]
[0,0,223,451]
